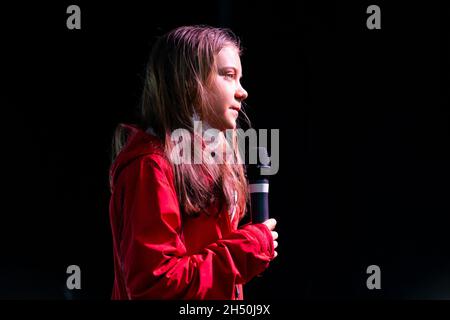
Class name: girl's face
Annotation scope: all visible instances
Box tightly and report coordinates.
[206,45,248,131]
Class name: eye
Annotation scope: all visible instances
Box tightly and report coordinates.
[224,73,235,79]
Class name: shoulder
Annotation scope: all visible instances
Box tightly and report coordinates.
[112,152,177,203]
[141,153,174,178]
[124,152,174,183]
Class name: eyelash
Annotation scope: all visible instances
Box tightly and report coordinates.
[224,73,235,79]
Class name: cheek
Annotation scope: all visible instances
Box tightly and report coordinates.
[211,80,231,103]
[220,81,236,99]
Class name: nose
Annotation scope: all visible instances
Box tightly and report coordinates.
[235,84,248,102]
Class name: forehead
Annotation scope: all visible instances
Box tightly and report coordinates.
[215,46,242,69]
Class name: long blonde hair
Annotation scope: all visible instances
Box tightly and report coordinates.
[112,25,249,218]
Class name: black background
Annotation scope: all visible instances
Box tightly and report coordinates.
[2,0,449,300]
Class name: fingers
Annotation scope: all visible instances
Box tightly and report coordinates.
[261,218,278,259]
[271,231,278,240]
[262,218,277,231]
[273,240,278,258]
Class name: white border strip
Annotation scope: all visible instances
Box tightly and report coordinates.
[249,183,269,193]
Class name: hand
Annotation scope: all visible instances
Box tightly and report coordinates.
[263,218,278,258]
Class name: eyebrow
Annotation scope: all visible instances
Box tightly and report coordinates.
[219,66,243,78]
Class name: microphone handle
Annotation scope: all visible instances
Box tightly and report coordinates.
[249,179,269,223]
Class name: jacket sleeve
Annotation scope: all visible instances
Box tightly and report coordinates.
[117,155,274,299]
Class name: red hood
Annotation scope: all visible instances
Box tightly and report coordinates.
[110,124,165,191]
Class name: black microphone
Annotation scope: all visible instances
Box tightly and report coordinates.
[247,147,270,224]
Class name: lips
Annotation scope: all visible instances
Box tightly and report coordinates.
[230,105,241,112]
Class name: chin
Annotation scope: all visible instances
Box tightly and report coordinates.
[224,120,236,131]
[214,116,236,131]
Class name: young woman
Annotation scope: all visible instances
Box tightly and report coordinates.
[109,25,278,300]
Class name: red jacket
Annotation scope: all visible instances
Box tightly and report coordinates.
[109,125,274,299]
